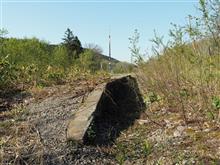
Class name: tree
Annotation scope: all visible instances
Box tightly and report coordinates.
[74,36,83,57]
[129,29,144,65]
[0,29,8,56]
[62,28,82,61]
[198,0,220,51]
[84,43,103,54]
[0,28,8,39]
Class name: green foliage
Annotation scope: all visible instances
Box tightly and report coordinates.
[142,140,153,157]
[205,111,215,120]
[1,37,50,67]
[51,45,69,69]
[144,92,160,105]
[137,0,220,123]
[113,62,134,73]
[79,49,99,72]
[86,122,96,140]
[115,153,125,165]
[0,27,124,90]
[62,28,83,61]
[0,33,112,89]
[0,28,8,37]
[0,55,18,88]
[44,67,65,85]
[212,96,220,110]
[115,143,126,165]
[179,88,190,97]
[129,29,145,65]
[0,37,65,88]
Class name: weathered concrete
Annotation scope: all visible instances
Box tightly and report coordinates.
[66,75,144,144]
[66,83,105,143]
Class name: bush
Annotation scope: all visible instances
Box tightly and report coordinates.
[0,38,71,88]
[79,49,99,72]
[113,62,134,73]
[0,55,18,88]
[44,67,65,85]
[136,0,220,123]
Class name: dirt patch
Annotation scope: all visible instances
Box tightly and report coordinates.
[0,89,31,113]
[1,76,147,164]
[25,83,117,164]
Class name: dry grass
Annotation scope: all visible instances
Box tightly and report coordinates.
[0,106,44,165]
[0,73,111,165]
[119,1,220,162]
[110,100,220,164]
[128,40,220,164]
[138,43,220,122]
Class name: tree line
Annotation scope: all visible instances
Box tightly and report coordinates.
[0,28,133,89]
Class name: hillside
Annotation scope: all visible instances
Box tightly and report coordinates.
[49,44,120,64]
[1,73,219,164]
[1,0,220,164]
[0,36,134,90]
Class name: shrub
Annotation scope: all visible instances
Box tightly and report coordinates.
[0,55,18,89]
[135,0,220,123]
[79,49,99,72]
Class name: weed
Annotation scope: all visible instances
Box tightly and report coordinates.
[142,140,153,157]
[116,153,125,165]
[212,96,220,110]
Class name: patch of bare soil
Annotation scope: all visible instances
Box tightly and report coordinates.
[26,84,116,164]
[1,77,118,164]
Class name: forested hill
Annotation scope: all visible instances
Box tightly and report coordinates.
[48,44,120,63]
[0,34,134,90]
[1,37,119,65]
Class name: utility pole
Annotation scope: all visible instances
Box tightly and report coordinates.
[108,33,112,72]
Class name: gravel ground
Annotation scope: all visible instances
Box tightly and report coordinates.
[27,85,117,165]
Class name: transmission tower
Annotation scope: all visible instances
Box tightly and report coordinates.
[109,33,112,72]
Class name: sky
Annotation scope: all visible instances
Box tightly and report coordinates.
[1,0,200,62]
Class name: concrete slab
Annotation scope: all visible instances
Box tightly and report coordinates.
[66,75,144,144]
[66,83,105,143]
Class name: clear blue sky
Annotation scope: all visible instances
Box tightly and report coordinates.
[1,0,199,62]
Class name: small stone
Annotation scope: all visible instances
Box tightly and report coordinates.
[203,128,210,132]
[182,160,187,165]
[173,126,185,137]
[177,125,185,132]
[164,119,172,128]
[137,119,149,125]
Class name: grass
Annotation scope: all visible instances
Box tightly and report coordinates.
[0,72,111,164]
[109,103,220,164]
[112,13,220,160]
[0,105,44,164]
[1,0,220,164]
[0,122,44,165]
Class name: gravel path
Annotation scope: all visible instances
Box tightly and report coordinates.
[27,85,116,165]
